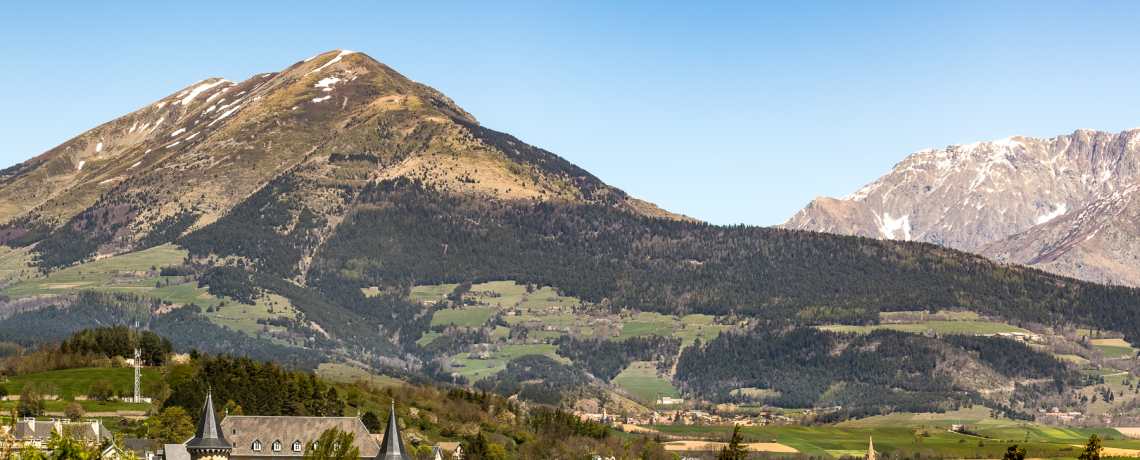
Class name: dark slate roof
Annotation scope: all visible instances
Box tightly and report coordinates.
[219,416,380,458]
[121,438,156,454]
[377,404,411,460]
[186,390,232,450]
[163,443,189,460]
[14,419,112,443]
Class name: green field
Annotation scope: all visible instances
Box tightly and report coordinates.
[0,244,187,299]
[612,361,680,403]
[613,312,725,347]
[817,321,1031,335]
[649,424,1134,458]
[431,307,497,327]
[447,344,562,381]
[316,363,404,388]
[3,367,162,409]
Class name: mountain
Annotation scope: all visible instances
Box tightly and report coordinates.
[5,51,1140,412]
[0,50,692,266]
[778,129,1140,284]
[977,180,1140,286]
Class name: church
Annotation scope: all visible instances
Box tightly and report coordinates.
[162,390,413,460]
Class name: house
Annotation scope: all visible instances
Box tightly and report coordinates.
[165,390,412,460]
[13,418,112,450]
[103,439,159,460]
[433,442,462,460]
[221,416,380,459]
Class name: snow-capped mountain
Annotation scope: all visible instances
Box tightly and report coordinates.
[779,129,1140,284]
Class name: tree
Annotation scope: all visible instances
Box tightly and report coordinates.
[89,379,114,401]
[361,411,383,433]
[715,425,749,460]
[48,429,99,460]
[1079,434,1103,460]
[17,382,44,417]
[322,387,345,417]
[152,407,195,444]
[1003,444,1027,460]
[461,433,492,460]
[64,402,86,422]
[302,428,359,460]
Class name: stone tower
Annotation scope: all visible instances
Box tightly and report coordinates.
[377,402,411,460]
[867,436,875,460]
[186,390,232,460]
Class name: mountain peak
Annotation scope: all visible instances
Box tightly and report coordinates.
[0,49,690,265]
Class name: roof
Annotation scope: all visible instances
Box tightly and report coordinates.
[219,416,380,458]
[377,404,411,460]
[121,438,157,454]
[163,444,189,460]
[14,419,112,442]
[186,390,231,450]
[436,442,461,452]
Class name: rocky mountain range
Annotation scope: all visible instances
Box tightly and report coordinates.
[779,129,1140,285]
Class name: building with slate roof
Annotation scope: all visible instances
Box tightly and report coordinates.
[166,392,418,460]
[221,416,379,459]
[12,418,112,451]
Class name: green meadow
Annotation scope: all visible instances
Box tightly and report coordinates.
[612,361,680,403]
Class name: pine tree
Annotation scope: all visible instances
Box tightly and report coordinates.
[715,425,749,460]
[1078,434,1103,460]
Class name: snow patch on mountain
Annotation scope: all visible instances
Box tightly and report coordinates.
[305,50,355,76]
[1037,203,1067,224]
[181,80,229,106]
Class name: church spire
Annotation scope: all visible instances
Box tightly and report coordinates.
[377,401,411,460]
[867,436,875,460]
[186,389,232,460]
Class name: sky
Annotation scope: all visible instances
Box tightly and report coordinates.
[4,1,1140,226]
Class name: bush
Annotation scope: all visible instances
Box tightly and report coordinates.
[65,402,86,421]
[90,379,114,401]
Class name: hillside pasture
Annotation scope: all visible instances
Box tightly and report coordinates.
[1,244,186,300]
[612,361,680,403]
[817,321,1030,335]
[3,367,162,407]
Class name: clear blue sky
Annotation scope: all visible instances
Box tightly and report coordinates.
[4,1,1140,226]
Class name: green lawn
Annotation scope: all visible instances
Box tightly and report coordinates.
[4,367,162,400]
[612,361,679,403]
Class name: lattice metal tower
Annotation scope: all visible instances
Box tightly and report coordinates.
[134,349,141,403]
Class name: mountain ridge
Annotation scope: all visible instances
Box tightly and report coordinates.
[0,50,692,269]
[779,128,1140,285]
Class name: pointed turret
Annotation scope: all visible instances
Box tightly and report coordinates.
[377,401,411,460]
[186,389,232,460]
[867,436,875,460]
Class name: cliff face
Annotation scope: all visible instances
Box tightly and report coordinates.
[779,129,1140,285]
